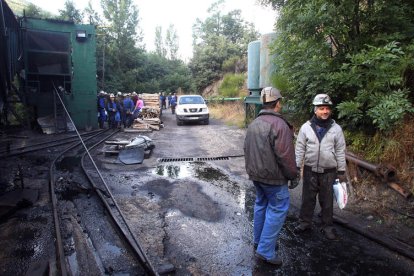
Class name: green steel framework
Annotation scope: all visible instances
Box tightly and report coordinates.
[21,17,97,129]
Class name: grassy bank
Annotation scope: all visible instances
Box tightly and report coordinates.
[208,101,245,128]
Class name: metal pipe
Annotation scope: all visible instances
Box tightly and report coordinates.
[387,182,412,199]
[345,152,397,182]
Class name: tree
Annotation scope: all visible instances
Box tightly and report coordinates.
[25,3,42,17]
[101,0,144,91]
[24,3,53,18]
[84,1,102,25]
[132,54,194,93]
[58,0,83,23]
[190,0,259,92]
[154,26,167,58]
[265,0,414,131]
[166,24,179,60]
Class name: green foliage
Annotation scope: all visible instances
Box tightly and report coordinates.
[336,101,364,127]
[94,0,193,94]
[367,89,414,131]
[22,3,53,18]
[166,24,179,60]
[222,56,239,73]
[129,54,193,93]
[334,42,414,131]
[219,73,245,97]
[271,74,290,93]
[269,0,414,132]
[154,26,167,58]
[84,1,101,25]
[154,24,179,60]
[190,0,259,91]
[58,0,83,23]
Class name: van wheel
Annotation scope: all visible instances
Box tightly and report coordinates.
[177,119,183,126]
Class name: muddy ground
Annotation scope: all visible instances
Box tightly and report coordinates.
[0,111,413,275]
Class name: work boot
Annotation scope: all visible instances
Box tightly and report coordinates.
[294,222,311,233]
[255,252,283,266]
[322,227,338,240]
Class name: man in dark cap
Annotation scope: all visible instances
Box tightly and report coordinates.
[244,86,297,266]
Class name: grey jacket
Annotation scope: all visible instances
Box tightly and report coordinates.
[244,110,297,185]
[295,119,346,173]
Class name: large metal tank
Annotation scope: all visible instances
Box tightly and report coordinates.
[259,32,277,88]
[247,40,261,93]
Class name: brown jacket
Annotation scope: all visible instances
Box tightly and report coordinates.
[244,110,297,185]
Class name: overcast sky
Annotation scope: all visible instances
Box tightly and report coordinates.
[29,0,278,61]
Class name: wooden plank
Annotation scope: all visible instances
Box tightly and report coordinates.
[147,124,160,131]
[333,214,414,260]
[123,129,152,133]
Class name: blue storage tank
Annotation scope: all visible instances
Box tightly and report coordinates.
[247,40,261,93]
[259,32,277,88]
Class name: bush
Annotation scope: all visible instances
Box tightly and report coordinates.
[335,42,414,132]
[219,73,245,97]
[222,56,239,73]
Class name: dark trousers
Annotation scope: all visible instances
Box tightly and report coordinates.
[124,112,133,127]
[299,166,336,227]
[108,112,117,128]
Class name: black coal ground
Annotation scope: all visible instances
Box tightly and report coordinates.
[0,112,413,275]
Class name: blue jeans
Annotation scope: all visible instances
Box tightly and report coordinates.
[253,181,290,260]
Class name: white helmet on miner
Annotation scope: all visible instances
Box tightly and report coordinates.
[312,94,333,106]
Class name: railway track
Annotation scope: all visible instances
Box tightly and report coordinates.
[49,128,158,275]
[0,129,104,158]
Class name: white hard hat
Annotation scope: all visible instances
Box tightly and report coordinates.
[313,94,333,106]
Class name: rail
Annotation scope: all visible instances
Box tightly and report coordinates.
[207,97,242,103]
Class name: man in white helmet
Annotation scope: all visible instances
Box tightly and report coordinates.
[244,87,297,266]
[295,94,346,240]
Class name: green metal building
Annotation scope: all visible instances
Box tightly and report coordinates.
[21,17,97,130]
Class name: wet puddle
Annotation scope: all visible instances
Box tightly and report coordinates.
[153,162,230,180]
[153,162,251,211]
[153,163,193,178]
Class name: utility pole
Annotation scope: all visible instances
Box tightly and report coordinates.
[102,35,105,91]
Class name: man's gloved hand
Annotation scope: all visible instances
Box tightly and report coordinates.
[337,171,347,183]
[289,168,301,189]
